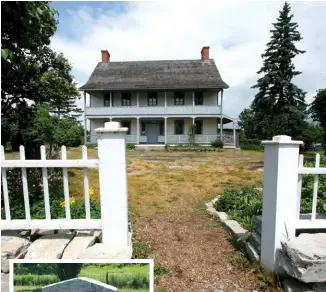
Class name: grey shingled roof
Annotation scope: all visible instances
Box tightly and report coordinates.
[79,59,229,91]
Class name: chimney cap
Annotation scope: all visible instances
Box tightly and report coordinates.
[201,46,210,53]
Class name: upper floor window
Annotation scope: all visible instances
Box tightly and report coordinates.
[195,92,203,105]
[121,92,131,106]
[174,92,184,105]
[195,120,203,134]
[174,120,184,135]
[104,93,110,107]
[148,92,158,106]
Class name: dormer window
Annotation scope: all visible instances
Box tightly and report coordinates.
[121,92,131,106]
[195,92,203,105]
[174,92,184,105]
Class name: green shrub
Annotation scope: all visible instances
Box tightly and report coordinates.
[211,139,224,148]
[126,144,136,150]
[214,185,262,230]
[14,274,59,286]
[240,145,264,151]
[214,155,326,230]
[240,138,261,146]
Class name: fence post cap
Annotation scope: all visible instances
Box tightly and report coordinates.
[262,135,303,145]
[95,121,128,133]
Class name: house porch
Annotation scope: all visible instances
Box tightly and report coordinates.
[88,117,238,147]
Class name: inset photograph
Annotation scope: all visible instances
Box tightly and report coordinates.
[11,260,153,292]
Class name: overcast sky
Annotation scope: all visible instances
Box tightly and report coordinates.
[50,1,326,121]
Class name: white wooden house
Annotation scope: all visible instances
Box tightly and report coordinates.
[80,46,238,146]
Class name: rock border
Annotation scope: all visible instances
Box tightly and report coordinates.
[205,197,260,262]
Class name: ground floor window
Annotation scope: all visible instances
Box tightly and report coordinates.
[174,120,184,135]
[195,120,203,134]
[159,121,164,135]
[141,122,146,135]
[121,120,131,134]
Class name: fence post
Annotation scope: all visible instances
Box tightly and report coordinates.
[260,135,303,272]
[95,121,129,248]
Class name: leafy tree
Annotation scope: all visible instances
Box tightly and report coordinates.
[1,2,81,157]
[56,263,82,281]
[238,107,257,139]
[309,89,326,152]
[249,2,307,139]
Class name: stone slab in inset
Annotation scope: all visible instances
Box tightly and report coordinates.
[78,244,132,259]
[42,277,117,292]
[206,207,219,218]
[62,231,99,259]
[25,231,75,259]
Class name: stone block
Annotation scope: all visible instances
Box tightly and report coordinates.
[25,231,75,259]
[245,242,260,262]
[78,244,132,259]
[252,215,262,235]
[62,231,98,259]
[248,232,261,252]
[224,220,248,241]
[1,231,30,273]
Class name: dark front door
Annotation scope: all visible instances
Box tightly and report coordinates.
[146,124,159,144]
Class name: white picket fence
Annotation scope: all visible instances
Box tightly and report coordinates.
[260,135,326,272]
[1,121,130,248]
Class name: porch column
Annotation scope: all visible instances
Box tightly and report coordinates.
[137,118,140,144]
[233,121,236,147]
[164,117,167,144]
[109,92,112,108]
[192,117,195,124]
[221,89,224,114]
[220,116,223,141]
[164,91,167,114]
[83,92,87,144]
[192,91,195,114]
[137,92,139,108]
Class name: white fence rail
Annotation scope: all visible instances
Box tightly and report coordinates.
[260,135,326,272]
[1,122,130,248]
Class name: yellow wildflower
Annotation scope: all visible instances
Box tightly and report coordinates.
[60,197,76,208]
[89,187,95,198]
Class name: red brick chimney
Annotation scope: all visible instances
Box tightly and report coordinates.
[101,50,110,63]
[201,46,210,61]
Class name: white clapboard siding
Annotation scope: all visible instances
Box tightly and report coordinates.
[20,146,31,221]
[82,145,91,220]
[1,146,11,221]
[61,146,71,220]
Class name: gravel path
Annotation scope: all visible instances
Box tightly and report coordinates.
[134,210,262,292]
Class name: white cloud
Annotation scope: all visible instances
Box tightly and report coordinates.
[50,0,326,120]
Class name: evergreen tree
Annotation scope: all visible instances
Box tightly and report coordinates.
[250,2,307,138]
